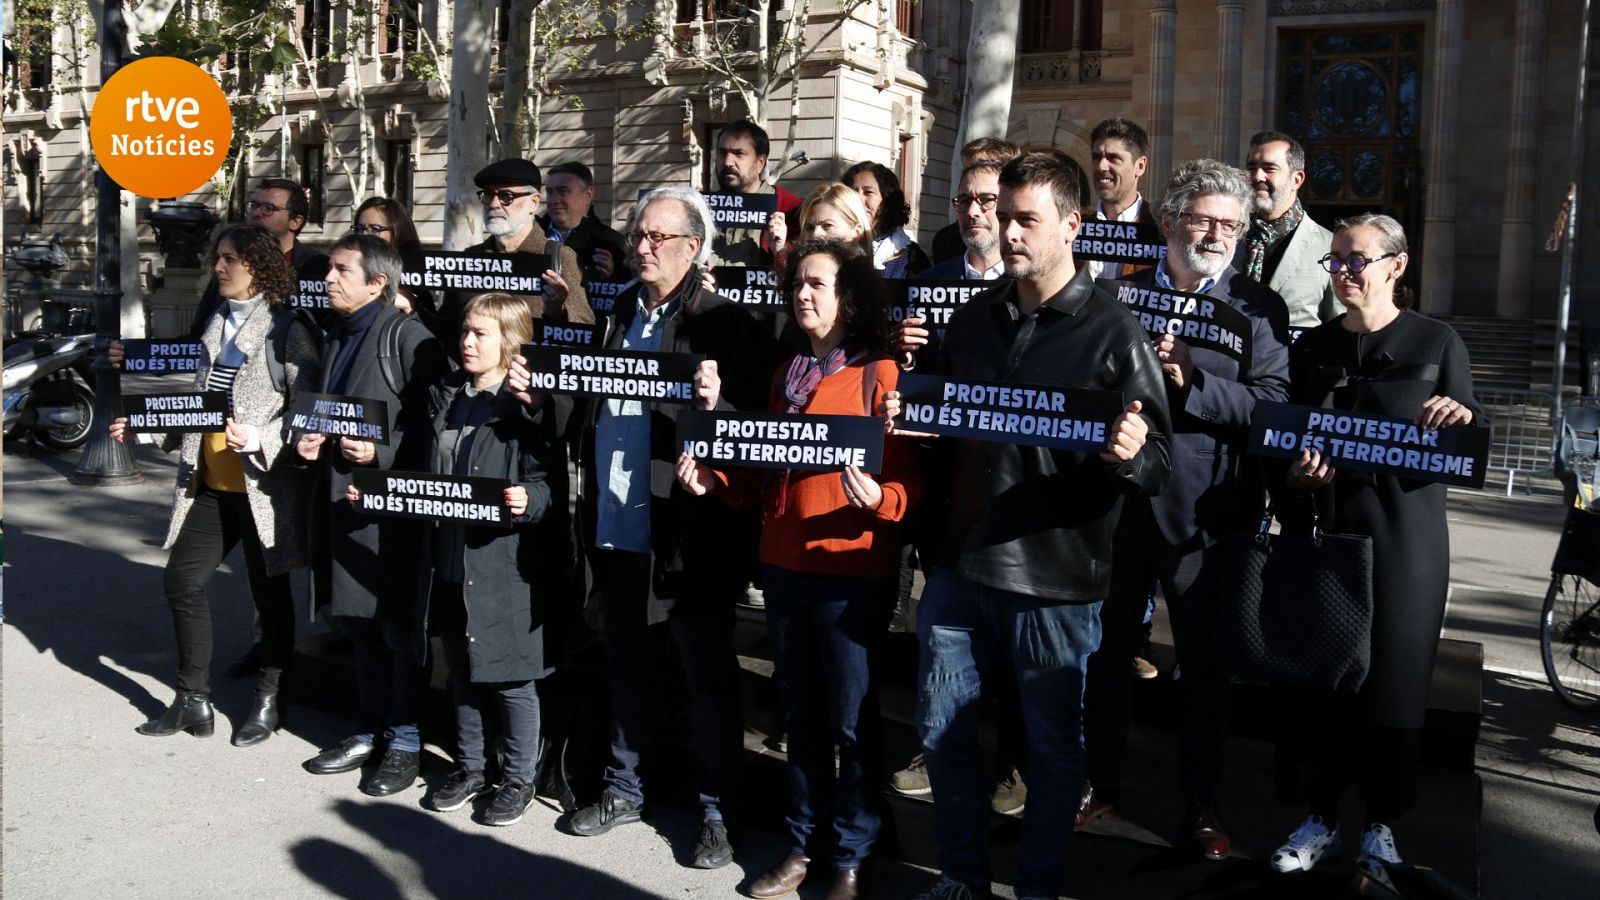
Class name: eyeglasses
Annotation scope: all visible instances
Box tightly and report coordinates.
[351,223,391,235]
[246,200,286,215]
[952,193,999,212]
[1317,252,1399,274]
[625,230,692,250]
[476,188,535,206]
[1179,212,1248,238]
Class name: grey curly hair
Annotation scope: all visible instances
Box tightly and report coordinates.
[1155,159,1254,233]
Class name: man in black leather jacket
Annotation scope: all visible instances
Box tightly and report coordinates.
[887,151,1171,900]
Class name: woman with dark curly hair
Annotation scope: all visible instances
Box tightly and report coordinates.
[678,239,919,899]
[108,223,320,746]
[843,161,931,278]
[353,197,438,331]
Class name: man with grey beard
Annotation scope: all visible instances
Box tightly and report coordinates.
[1235,131,1336,330]
[439,159,594,347]
[1081,159,1291,863]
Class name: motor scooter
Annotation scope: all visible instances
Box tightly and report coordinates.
[3,303,98,451]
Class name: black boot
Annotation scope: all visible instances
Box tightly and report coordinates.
[231,688,283,747]
[136,690,215,737]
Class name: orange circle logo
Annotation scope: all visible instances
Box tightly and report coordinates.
[90,57,232,199]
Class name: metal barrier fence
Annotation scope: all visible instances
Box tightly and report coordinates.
[1477,387,1559,495]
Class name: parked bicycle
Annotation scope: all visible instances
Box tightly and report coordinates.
[1540,403,1600,711]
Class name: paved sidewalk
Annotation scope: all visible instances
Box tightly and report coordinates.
[5,439,1600,898]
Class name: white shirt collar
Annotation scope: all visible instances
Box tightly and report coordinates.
[1097,195,1144,223]
[963,253,1004,281]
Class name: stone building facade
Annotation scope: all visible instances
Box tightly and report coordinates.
[3,0,1595,338]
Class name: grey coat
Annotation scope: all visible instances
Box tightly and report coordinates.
[308,303,450,624]
[160,304,320,576]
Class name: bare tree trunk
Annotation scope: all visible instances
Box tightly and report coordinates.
[950,0,1019,189]
[445,0,492,250]
[499,0,530,159]
[750,0,770,125]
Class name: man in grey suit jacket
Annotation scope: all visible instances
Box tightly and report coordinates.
[1081,160,1291,861]
[1236,131,1337,331]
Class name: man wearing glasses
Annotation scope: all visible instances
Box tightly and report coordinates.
[188,178,329,337]
[1080,159,1291,862]
[1237,131,1337,330]
[442,159,593,345]
[548,187,768,871]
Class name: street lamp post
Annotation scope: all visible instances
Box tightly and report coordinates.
[72,0,141,485]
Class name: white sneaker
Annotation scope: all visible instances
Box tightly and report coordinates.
[1356,822,1402,874]
[1271,815,1341,873]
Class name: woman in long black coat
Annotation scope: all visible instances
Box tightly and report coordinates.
[1269,214,1482,876]
[364,291,559,827]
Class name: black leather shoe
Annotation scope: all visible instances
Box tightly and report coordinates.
[303,736,374,775]
[690,817,733,869]
[569,791,643,836]
[361,748,421,796]
[231,689,282,747]
[824,867,861,900]
[136,691,215,737]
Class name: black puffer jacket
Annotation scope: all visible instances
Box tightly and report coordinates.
[927,267,1173,603]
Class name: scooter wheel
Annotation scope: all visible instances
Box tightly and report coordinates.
[36,380,95,451]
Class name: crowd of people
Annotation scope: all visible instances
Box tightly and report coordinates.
[107,116,1480,900]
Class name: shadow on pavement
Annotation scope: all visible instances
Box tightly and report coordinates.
[296,798,665,899]
[6,531,175,721]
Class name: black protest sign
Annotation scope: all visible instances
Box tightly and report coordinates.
[288,392,391,445]
[119,339,204,374]
[289,277,330,310]
[713,266,784,307]
[123,391,229,433]
[884,277,993,337]
[519,344,703,403]
[895,374,1126,452]
[1074,221,1166,266]
[528,320,603,348]
[351,468,512,529]
[1247,401,1490,488]
[1287,326,1308,345]
[586,279,630,315]
[678,411,885,473]
[401,250,550,295]
[1106,279,1253,364]
[702,191,780,229]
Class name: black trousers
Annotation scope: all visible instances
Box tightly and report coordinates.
[1084,499,1228,807]
[434,578,542,783]
[1300,692,1421,825]
[593,548,743,818]
[163,487,293,693]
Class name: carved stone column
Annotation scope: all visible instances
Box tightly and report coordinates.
[1421,0,1465,315]
[1214,1,1245,162]
[1149,0,1177,197]
[1496,0,1547,318]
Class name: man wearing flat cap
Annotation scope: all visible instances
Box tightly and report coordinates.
[437,159,595,344]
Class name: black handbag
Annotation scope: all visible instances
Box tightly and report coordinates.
[1216,505,1374,693]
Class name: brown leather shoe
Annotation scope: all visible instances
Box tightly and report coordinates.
[1189,804,1232,861]
[824,867,861,900]
[1074,782,1115,831]
[748,853,810,898]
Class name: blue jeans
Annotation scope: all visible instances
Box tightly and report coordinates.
[764,565,896,868]
[916,569,1103,898]
[335,615,424,753]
